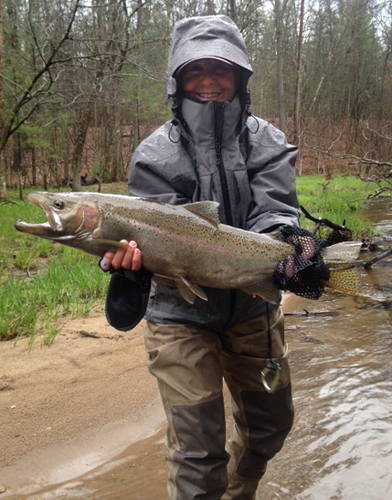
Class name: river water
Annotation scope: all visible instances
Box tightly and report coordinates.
[259,196,392,499]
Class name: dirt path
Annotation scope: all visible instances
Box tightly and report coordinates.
[0,314,165,498]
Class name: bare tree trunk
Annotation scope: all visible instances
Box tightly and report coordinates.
[31,146,37,186]
[132,1,142,154]
[227,0,236,22]
[274,0,286,134]
[379,48,391,121]
[0,0,6,195]
[13,133,23,199]
[205,0,216,15]
[63,142,69,187]
[294,0,305,175]
[294,0,304,145]
[133,96,140,147]
[71,97,94,192]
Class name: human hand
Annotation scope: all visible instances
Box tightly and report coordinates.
[276,234,316,279]
[297,235,316,259]
[99,240,142,272]
[273,227,329,300]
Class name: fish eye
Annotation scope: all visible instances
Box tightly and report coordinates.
[53,199,64,209]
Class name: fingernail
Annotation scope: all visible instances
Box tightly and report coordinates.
[100,257,110,271]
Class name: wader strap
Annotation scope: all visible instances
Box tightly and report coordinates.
[261,303,281,394]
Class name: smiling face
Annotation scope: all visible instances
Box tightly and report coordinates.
[180,58,236,103]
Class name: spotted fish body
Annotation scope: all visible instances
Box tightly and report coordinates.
[15,192,362,304]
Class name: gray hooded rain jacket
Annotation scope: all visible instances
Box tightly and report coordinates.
[127,15,300,331]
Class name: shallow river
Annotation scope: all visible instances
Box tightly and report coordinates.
[260,197,392,499]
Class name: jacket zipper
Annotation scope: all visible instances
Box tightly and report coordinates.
[214,104,233,226]
[214,103,236,325]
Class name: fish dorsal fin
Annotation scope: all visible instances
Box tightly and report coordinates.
[184,201,220,228]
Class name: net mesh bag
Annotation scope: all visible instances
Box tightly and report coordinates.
[273,226,330,300]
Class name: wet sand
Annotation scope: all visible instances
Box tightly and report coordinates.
[0,314,166,498]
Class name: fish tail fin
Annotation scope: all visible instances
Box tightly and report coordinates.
[321,241,363,296]
[324,267,361,296]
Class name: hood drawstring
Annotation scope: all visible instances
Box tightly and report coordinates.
[247,114,260,135]
[168,121,181,143]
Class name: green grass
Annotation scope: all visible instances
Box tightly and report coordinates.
[296,174,376,238]
[1,248,110,344]
[0,176,388,343]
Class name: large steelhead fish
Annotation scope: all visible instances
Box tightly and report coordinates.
[15,192,362,304]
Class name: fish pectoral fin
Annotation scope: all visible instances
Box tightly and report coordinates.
[175,276,208,305]
[94,239,129,251]
[324,268,361,296]
[153,274,208,305]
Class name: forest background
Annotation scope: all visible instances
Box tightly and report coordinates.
[0,0,392,194]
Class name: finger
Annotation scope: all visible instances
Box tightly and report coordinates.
[110,240,129,269]
[99,251,115,271]
[103,251,115,265]
[299,237,315,259]
[121,241,138,271]
[131,247,142,271]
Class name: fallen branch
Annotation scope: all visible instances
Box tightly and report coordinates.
[300,205,347,232]
[365,186,392,199]
[284,309,339,317]
[363,246,392,269]
[309,145,392,170]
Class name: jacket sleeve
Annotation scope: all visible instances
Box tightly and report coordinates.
[245,118,301,233]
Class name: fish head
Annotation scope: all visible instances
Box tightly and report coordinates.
[15,192,101,243]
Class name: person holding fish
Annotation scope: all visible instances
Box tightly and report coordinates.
[101,15,319,500]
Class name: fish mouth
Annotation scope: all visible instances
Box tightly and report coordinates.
[14,193,65,239]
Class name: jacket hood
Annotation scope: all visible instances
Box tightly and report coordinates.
[167,15,253,99]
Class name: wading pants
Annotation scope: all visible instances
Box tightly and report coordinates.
[144,307,294,500]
